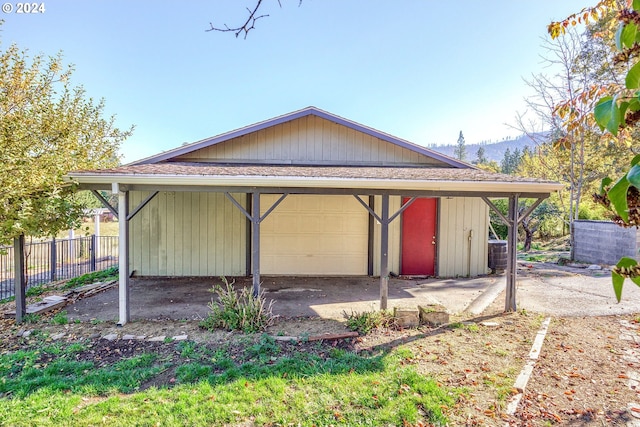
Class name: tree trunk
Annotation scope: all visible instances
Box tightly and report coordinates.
[522,222,534,252]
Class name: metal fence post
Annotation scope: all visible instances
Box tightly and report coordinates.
[14,235,26,323]
[90,234,97,272]
[68,229,75,260]
[50,238,57,282]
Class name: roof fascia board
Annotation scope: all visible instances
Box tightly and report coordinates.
[72,182,552,200]
[67,173,563,194]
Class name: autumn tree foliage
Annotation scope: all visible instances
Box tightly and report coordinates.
[0,40,132,245]
[550,0,640,298]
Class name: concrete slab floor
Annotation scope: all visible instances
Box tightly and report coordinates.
[64,262,640,324]
[65,275,502,323]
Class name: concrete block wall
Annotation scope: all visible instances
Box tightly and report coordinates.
[573,220,640,265]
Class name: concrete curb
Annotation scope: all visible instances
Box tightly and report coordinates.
[505,317,552,416]
[464,277,505,315]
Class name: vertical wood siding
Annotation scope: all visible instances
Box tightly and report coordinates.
[437,197,489,277]
[174,116,448,166]
[129,191,246,276]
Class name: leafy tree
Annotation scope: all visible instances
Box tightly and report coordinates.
[453,131,467,161]
[475,160,501,173]
[520,201,561,251]
[515,16,634,258]
[74,190,118,210]
[488,198,562,249]
[0,40,132,246]
[550,0,640,299]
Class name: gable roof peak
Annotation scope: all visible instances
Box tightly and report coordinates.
[131,107,471,169]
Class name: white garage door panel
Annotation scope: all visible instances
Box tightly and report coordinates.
[261,195,368,275]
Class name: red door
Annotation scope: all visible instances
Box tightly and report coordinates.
[401,198,437,275]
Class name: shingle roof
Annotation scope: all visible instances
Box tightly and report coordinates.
[70,162,556,184]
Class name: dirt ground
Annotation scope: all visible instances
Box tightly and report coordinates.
[2,262,640,425]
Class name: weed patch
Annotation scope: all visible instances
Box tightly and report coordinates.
[22,313,41,324]
[62,267,118,290]
[343,309,396,334]
[199,277,276,333]
[51,310,68,325]
[25,285,47,298]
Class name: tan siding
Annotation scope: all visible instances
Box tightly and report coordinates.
[261,195,368,275]
[173,193,183,274]
[164,192,175,275]
[149,193,160,274]
[437,197,489,277]
[299,116,310,161]
[284,120,295,160]
[321,118,330,161]
[174,116,450,166]
[129,191,246,276]
[373,196,401,276]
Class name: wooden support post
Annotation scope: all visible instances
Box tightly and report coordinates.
[367,195,375,276]
[94,211,101,259]
[245,193,252,277]
[505,195,518,312]
[380,194,390,310]
[115,184,130,326]
[252,192,261,297]
[13,235,26,323]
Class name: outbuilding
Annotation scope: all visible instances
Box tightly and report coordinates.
[67,107,562,325]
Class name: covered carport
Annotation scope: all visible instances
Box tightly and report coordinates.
[68,164,562,326]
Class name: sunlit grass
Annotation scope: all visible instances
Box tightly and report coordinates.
[0,336,463,426]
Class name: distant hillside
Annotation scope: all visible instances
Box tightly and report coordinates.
[428,133,545,163]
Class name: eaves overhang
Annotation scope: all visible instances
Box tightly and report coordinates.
[66,172,564,196]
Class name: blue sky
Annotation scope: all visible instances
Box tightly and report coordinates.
[3,1,589,163]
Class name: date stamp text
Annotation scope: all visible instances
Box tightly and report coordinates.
[2,3,46,14]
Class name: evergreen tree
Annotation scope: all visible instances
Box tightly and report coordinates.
[500,148,523,175]
[475,146,487,164]
[453,131,467,161]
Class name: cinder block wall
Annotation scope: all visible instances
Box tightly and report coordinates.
[573,220,640,265]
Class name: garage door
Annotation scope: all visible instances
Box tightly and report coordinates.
[261,195,368,275]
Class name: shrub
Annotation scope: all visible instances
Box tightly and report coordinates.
[343,309,396,334]
[199,277,275,333]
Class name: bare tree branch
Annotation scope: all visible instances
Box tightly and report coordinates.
[206,0,301,39]
[207,0,268,39]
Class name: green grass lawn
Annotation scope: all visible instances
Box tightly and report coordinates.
[0,333,462,426]
[56,221,119,238]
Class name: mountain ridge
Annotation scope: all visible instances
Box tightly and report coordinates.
[427,133,543,163]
